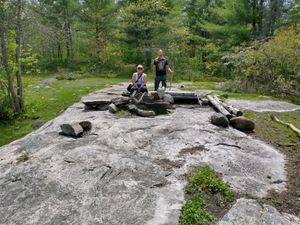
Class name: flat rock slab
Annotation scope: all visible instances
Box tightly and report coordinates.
[218,198,300,225]
[0,84,298,225]
[225,99,300,112]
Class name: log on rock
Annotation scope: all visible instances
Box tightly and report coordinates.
[136,108,156,117]
[223,103,243,117]
[150,91,198,103]
[111,96,130,106]
[127,104,155,117]
[82,96,111,111]
[207,95,233,119]
[216,97,242,116]
[230,117,255,131]
[211,113,229,127]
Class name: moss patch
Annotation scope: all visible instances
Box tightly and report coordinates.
[179,166,235,225]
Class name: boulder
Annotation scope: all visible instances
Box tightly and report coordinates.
[211,113,229,127]
[60,121,92,137]
[108,103,118,114]
[79,121,92,135]
[60,123,83,137]
[230,117,255,131]
[128,104,138,113]
[145,101,170,114]
[163,94,174,104]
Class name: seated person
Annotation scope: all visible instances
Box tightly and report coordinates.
[127,64,148,94]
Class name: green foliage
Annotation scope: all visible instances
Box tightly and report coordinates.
[0,92,15,120]
[179,166,235,225]
[179,196,216,225]
[17,152,29,163]
[186,166,234,203]
[225,25,300,96]
[120,0,169,67]
[21,45,40,75]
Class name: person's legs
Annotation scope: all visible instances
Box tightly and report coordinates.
[161,75,167,89]
[130,86,138,94]
[140,86,148,93]
[154,76,160,91]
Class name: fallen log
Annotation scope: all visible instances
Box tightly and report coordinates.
[213,96,243,117]
[127,104,156,117]
[111,96,130,106]
[207,95,233,119]
[136,108,156,117]
[150,91,198,103]
[270,115,300,137]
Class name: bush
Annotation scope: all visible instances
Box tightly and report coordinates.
[0,94,15,120]
[225,25,300,96]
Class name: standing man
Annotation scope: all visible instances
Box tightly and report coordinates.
[153,49,173,91]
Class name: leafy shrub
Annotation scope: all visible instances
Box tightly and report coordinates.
[225,25,300,96]
[179,166,235,225]
[179,196,215,225]
[186,166,234,203]
[0,93,15,120]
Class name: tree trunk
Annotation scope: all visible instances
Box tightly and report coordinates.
[15,0,24,111]
[267,0,278,36]
[252,0,257,34]
[0,5,21,113]
[65,20,73,64]
[258,0,264,35]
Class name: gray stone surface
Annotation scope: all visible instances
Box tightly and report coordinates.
[211,113,229,127]
[225,99,300,112]
[0,83,298,225]
[218,198,300,225]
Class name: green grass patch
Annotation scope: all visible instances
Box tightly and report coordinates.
[243,110,300,215]
[17,152,29,163]
[182,81,221,91]
[179,166,235,225]
[0,74,126,146]
[115,109,134,117]
[244,110,300,143]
